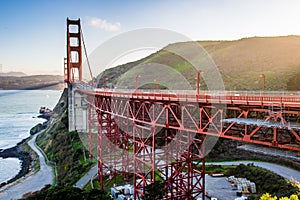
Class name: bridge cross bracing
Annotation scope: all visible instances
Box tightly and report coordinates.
[65,18,300,200]
[74,88,300,199]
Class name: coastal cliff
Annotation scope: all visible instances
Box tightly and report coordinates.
[35,88,95,186]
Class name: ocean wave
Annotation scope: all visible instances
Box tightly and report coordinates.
[0,158,21,184]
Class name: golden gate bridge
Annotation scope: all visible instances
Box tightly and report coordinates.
[65,18,300,200]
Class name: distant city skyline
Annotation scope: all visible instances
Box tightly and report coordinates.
[1,0,300,75]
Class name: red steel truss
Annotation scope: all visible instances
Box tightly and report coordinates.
[93,95,131,190]
[66,17,300,199]
[79,89,300,199]
[91,93,206,199]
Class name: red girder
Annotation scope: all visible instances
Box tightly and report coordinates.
[65,18,82,83]
[84,90,300,149]
[80,89,300,199]
[79,90,300,107]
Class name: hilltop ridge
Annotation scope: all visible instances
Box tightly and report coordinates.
[0,71,27,77]
[97,35,300,91]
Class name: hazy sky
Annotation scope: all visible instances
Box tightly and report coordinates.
[1,0,300,75]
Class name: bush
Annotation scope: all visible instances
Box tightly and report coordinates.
[227,164,298,198]
[25,186,110,200]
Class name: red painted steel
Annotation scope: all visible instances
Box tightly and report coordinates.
[82,90,300,151]
[92,93,206,199]
[65,18,82,83]
[78,88,300,199]
[67,18,300,199]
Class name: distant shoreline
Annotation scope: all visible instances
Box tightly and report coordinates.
[0,75,65,90]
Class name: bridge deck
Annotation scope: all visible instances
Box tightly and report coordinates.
[80,89,300,108]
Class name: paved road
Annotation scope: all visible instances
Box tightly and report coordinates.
[207,161,300,182]
[238,144,300,161]
[74,159,300,196]
[0,132,54,200]
[74,164,98,188]
[205,174,236,200]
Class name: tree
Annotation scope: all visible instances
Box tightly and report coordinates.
[25,186,110,200]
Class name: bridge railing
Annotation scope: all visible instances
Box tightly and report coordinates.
[93,88,300,97]
[75,84,300,107]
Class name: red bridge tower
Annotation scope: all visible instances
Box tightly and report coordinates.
[65,18,82,83]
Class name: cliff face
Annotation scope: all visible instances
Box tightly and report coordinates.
[36,88,95,186]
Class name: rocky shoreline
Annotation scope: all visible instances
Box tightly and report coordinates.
[0,138,32,188]
[0,111,50,188]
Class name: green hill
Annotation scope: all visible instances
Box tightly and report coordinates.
[97,36,300,91]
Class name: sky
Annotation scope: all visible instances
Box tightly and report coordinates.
[1,0,300,75]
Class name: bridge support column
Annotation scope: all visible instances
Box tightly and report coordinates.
[65,18,82,84]
[68,85,75,131]
[132,101,206,200]
[68,84,90,133]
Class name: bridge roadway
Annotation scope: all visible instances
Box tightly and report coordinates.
[77,88,300,151]
[80,89,300,108]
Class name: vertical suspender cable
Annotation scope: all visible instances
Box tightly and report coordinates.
[81,29,94,87]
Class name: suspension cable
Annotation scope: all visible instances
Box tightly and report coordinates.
[81,29,94,87]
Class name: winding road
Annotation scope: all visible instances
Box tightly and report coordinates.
[0,131,54,200]
[74,164,98,188]
[74,160,300,193]
[207,161,300,182]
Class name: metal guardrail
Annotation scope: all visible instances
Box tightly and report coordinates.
[77,89,300,107]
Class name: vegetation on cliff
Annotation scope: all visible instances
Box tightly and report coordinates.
[205,164,299,199]
[23,185,110,200]
[35,89,95,186]
[228,164,299,198]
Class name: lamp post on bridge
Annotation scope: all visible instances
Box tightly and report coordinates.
[260,74,265,95]
[196,70,203,95]
[135,74,141,91]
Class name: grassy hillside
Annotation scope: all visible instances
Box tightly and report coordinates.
[97,36,300,91]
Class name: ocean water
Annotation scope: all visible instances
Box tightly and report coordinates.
[0,158,21,184]
[0,90,62,184]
